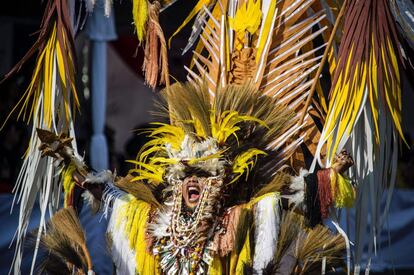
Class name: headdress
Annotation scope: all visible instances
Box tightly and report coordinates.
[127,82,296,203]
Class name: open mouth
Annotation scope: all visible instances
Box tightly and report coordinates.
[187,185,201,203]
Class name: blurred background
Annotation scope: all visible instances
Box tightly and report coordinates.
[0,1,414,274]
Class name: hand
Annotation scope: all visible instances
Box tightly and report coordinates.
[332,150,354,174]
[73,170,86,187]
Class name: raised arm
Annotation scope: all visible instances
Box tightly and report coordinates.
[286,150,355,226]
[37,129,114,210]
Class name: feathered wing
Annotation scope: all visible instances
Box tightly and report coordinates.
[2,1,80,273]
[312,0,407,272]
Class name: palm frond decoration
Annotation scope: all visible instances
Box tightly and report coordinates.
[312,0,406,272]
[2,1,79,129]
[318,0,404,163]
[182,0,341,171]
[2,1,80,273]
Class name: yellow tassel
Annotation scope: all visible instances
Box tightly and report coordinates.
[235,230,251,273]
[62,162,77,207]
[334,173,355,208]
[133,0,148,43]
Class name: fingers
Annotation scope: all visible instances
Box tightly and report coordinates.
[348,154,354,165]
[333,149,354,173]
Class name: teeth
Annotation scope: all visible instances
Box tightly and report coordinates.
[189,187,198,192]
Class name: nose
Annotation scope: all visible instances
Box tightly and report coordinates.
[188,175,197,183]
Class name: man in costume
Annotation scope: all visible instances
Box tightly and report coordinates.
[38,82,354,274]
[4,0,412,274]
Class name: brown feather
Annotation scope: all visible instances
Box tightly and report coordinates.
[115,174,162,208]
[39,207,92,274]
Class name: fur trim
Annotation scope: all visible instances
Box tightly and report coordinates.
[84,170,115,185]
[82,170,115,214]
[165,136,226,181]
[283,169,309,208]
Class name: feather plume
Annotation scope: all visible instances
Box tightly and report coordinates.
[37,207,92,274]
[3,1,80,272]
[231,148,267,183]
[270,211,345,275]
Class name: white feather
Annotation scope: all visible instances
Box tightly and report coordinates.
[283,169,309,208]
[253,193,281,273]
[107,196,136,275]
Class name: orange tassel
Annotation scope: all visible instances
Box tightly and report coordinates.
[142,1,170,89]
[317,168,333,219]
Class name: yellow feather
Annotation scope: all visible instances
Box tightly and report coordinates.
[132,0,148,43]
[231,148,266,183]
[229,0,262,48]
[211,110,267,144]
[128,160,165,184]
